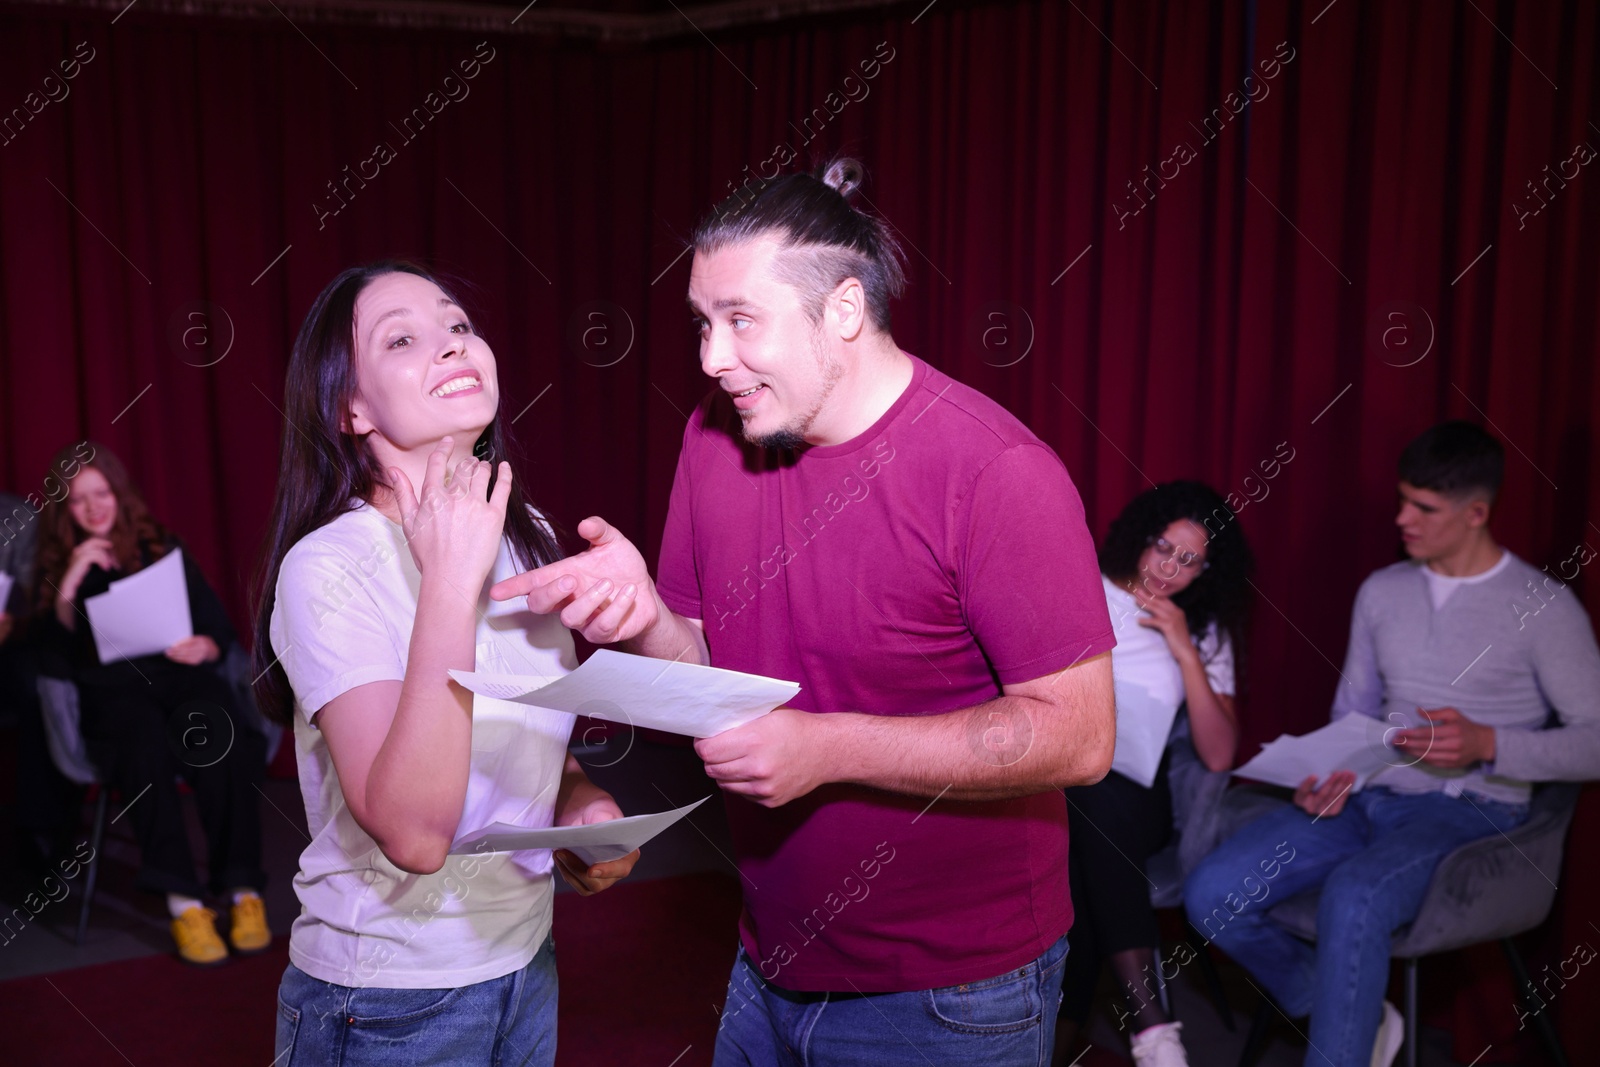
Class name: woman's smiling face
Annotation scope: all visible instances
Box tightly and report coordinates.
[347,272,499,453]
[67,466,118,537]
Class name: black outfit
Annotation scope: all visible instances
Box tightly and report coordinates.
[47,537,265,898]
[1058,749,1175,1024]
[2,492,82,870]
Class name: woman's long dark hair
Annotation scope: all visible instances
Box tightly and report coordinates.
[251,260,563,726]
[1098,480,1255,684]
[34,442,170,615]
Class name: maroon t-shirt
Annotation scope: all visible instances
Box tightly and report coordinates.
[656,355,1113,992]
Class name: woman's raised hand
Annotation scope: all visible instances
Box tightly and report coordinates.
[59,536,116,601]
[1135,591,1194,657]
[390,437,513,592]
[66,536,116,577]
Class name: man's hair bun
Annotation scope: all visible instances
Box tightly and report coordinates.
[819,157,864,199]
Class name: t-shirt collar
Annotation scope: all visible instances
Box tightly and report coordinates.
[799,354,930,461]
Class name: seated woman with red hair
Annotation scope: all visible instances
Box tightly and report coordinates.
[34,442,268,965]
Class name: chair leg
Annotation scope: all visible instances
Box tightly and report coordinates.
[1153,945,1172,1018]
[1403,957,1419,1067]
[1191,933,1237,1032]
[1501,937,1572,1067]
[1236,1002,1274,1067]
[75,786,108,947]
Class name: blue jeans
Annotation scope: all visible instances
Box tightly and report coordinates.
[274,937,557,1066]
[1183,788,1528,1067]
[712,934,1068,1067]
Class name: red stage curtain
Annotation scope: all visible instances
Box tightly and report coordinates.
[0,0,1593,1059]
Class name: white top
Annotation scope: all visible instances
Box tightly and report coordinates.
[1421,549,1512,610]
[1104,574,1235,713]
[269,504,577,989]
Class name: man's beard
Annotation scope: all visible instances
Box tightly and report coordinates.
[741,325,841,451]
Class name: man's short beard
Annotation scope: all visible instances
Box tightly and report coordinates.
[745,424,808,451]
[739,322,841,452]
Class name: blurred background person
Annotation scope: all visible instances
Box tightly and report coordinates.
[33,443,269,966]
[2,489,81,878]
[1056,481,1254,1067]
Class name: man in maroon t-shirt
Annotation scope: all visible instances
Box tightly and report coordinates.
[494,159,1115,1066]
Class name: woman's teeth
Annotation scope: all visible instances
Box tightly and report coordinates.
[432,376,480,397]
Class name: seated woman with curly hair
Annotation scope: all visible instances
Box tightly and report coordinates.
[1054,480,1254,1067]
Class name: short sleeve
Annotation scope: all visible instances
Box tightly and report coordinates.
[1196,623,1236,696]
[956,443,1114,684]
[270,540,405,721]
[655,415,702,621]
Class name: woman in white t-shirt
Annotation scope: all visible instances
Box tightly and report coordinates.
[1054,481,1255,1067]
[252,262,638,1066]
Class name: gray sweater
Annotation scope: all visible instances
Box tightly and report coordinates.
[1331,552,1600,804]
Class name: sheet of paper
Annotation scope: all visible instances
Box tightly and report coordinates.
[448,797,709,864]
[0,571,13,612]
[449,648,801,739]
[1109,680,1181,789]
[1232,713,1395,790]
[83,548,194,665]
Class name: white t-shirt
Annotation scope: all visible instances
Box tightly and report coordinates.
[1422,549,1512,610]
[1104,574,1235,719]
[269,503,577,989]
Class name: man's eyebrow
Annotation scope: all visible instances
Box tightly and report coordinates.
[1399,490,1436,511]
[688,294,761,310]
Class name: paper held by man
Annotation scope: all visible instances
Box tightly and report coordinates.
[448,647,801,739]
[1232,712,1398,791]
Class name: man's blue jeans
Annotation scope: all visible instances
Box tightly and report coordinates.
[1183,787,1528,1067]
[712,934,1069,1066]
[273,936,557,1066]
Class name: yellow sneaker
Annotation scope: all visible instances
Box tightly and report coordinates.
[171,907,228,966]
[229,894,272,954]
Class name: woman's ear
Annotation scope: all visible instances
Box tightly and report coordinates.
[344,397,373,436]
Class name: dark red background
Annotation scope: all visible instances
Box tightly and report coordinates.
[1,0,1595,1059]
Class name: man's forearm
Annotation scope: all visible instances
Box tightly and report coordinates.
[815,693,1111,802]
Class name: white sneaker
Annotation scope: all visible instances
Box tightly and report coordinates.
[1130,1021,1189,1067]
[1370,1000,1404,1067]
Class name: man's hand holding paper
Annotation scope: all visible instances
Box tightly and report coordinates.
[1293,769,1358,818]
[695,706,826,808]
[1392,705,1497,769]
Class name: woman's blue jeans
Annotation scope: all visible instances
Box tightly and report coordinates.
[274,936,557,1066]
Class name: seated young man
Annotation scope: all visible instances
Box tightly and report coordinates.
[1183,421,1600,1067]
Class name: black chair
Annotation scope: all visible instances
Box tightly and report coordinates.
[33,645,274,945]
[35,673,107,946]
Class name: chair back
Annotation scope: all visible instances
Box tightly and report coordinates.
[36,675,99,786]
